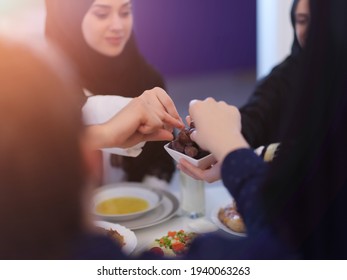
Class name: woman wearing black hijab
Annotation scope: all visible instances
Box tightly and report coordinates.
[9,0,347,260]
[182,0,347,259]
[0,38,183,259]
[45,0,175,183]
[178,0,310,183]
[240,0,308,148]
[260,0,347,258]
[78,0,347,258]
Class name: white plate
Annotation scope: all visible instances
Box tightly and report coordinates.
[93,183,162,221]
[210,205,247,237]
[94,221,137,255]
[164,143,216,170]
[116,189,180,230]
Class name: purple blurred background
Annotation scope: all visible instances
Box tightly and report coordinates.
[133,0,256,77]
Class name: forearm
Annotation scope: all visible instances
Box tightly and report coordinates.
[221,149,269,234]
[83,95,136,149]
[210,131,249,163]
[86,124,113,150]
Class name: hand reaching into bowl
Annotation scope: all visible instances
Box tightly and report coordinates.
[88,87,184,149]
[176,115,221,183]
[188,98,249,163]
[177,98,249,183]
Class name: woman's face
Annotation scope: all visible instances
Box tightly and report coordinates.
[295,0,310,47]
[82,0,133,57]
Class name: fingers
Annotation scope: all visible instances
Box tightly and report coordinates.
[137,110,179,135]
[185,115,192,126]
[189,97,217,114]
[144,88,184,129]
[178,158,206,179]
[142,130,174,142]
[161,111,185,129]
[177,162,202,180]
[178,158,221,183]
[189,129,208,151]
[121,129,174,148]
[153,88,180,119]
[189,130,197,142]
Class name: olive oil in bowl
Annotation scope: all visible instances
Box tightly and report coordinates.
[93,183,162,221]
[96,197,149,215]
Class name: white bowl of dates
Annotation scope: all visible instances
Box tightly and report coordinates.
[164,125,216,169]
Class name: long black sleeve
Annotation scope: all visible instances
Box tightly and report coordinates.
[240,55,300,148]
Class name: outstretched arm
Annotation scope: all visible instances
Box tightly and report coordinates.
[87,88,184,150]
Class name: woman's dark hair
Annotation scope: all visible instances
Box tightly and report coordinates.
[261,0,347,258]
[290,0,302,55]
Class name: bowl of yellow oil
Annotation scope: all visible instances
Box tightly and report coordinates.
[93,183,162,221]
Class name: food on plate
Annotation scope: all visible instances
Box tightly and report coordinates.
[96,227,125,247]
[218,202,246,233]
[148,230,197,257]
[96,197,149,215]
[169,122,210,159]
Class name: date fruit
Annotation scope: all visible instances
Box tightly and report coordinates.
[169,121,210,159]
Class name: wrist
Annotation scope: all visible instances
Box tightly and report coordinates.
[212,133,249,162]
[87,123,116,149]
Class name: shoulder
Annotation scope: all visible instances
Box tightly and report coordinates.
[251,54,300,97]
[263,55,301,82]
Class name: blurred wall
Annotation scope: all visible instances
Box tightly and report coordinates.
[257,0,293,78]
[132,0,256,77]
[0,0,44,39]
[0,0,256,78]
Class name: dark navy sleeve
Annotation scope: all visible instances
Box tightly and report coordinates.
[221,148,268,235]
[181,149,296,259]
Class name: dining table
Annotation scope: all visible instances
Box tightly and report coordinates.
[129,170,237,256]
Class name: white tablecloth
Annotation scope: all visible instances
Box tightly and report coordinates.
[131,171,233,255]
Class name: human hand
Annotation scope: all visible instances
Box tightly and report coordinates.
[178,158,221,183]
[89,88,184,149]
[137,87,184,134]
[188,98,249,162]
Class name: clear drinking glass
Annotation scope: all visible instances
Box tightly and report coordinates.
[179,171,205,219]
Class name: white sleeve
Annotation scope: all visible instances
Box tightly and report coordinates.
[82,94,145,157]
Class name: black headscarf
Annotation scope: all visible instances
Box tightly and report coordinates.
[240,0,303,148]
[290,0,302,55]
[262,0,347,259]
[45,0,165,96]
[45,0,174,182]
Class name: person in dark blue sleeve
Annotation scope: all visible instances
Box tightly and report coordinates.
[72,0,347,259]
[3,0,347,260]
[178,0,309,183]
[182,0,347,259]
